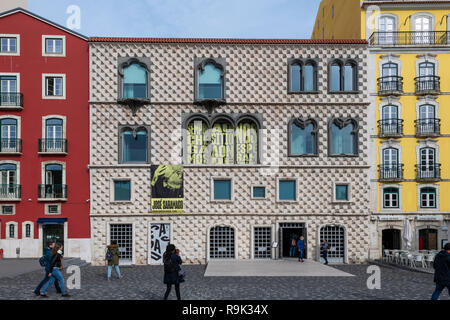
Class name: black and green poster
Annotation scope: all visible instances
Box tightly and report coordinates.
[151,165,184,213]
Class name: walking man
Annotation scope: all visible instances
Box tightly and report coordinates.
[297,236,305,262]
[321,240,329,265]
[34,240,61,295]
[431,243,450,300]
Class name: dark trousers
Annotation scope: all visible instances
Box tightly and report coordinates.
[431,283,450,300]
[164,283,181,300]
[323,251,329,264]
[34,270,61,293]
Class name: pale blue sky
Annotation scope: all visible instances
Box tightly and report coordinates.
[29,0,321,38]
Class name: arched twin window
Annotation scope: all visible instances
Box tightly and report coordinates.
[119,126,149,163]
[330,60,357,92]
[118,58,150,100]
[195,58,225,101]
[289,118,318,155]
[185,115,259,165]
[329,118,358,156]
[288,59,317,92]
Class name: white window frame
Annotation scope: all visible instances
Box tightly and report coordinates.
[251,185,267,200]
[0,204,16,215]
[210,176,234,202]
[22,221,34,239]
[0,34,20,56]
[381,184,402,211]
[42,35,66,57]
[276,177,299,203]
[110,178,133,203]
[45,203,61,215]
[6,221,18,239]
[332,181,352,203]
[42,74,66,100]
[417,184,439,211]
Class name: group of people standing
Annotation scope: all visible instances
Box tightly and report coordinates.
[289,234,330,265]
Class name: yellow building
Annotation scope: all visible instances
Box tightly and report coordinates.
[313,0,450,259]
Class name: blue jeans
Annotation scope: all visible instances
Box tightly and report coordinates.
[323,251,328,264]
[35,270,61,293]
[431,283,450,300]
[42,268,66,295]
[298,249,304,260]
[107,265,121,278]
[289,246,296,257]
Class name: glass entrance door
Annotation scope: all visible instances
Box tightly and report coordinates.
[42,224,64,255]
[379,16,395,44]
[45,164,63,198]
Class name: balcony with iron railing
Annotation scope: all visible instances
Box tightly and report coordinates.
[377,76,403,95]
[415,164,441,182]
[378,164,404,182]
[369,31,450,46]
[378,119,403,137]
[38,139,67,154]
[0,93,23,109]
[38,184,67,200]
[415,76,440,95]
[415,118,441,137]
[0,139,22,153]
[0,184,21,200]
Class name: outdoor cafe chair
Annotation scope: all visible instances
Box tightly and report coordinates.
[414,254,426,268]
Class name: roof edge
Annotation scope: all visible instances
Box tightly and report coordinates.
[0,7,88,41]
[88,37,368,45]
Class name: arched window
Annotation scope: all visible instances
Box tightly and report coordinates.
[289,60,317,92]
[209,226,235,259]
[290,63,302,92]
[235,119,258,164]
[329,119,358,155]
[330,60,357,92]
[25,223,31,238]
[0,118,18,152]
[42,163,64,199]
[0,163,17,199]
[122,127,148,163]
[304,62,316,91]
[123,63,148,99]
[344,62,356,91]
[198,63,223,100]
[210,120,234,165]
[44,118,64,152]
[330,62,342,92]
[419,147,436,179]
[186,119,209,165]
[383,187,399,208]
[290,119,317,155]
[9,224,15,238]
[378,15,396,44]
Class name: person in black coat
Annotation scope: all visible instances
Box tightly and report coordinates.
[431,243,450,300]
[163,244,182,300]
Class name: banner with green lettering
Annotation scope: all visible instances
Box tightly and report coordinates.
[151,165,184,213]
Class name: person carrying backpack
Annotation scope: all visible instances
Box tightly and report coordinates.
[34,240,62,296]
[163,244,182,300]
[40,243,70,297]
[106,240,122,280]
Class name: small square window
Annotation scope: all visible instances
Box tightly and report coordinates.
[279,180,296,201]
[1,205,15,214]
[335,185,348,201]
[213,179,231,200]
[46,204,60,215]
[114,180,131,201]
[252,186,266,199]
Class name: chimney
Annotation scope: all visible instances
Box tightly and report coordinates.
[0,0,28,13]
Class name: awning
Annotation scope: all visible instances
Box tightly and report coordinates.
[37,218,67,225]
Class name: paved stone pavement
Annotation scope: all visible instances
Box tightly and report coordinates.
[0,263,448,300]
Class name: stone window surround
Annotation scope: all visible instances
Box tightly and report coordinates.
[288,117,319,157]
[380,184,402,211]
[416,96,439,120]
[194,57,226,103]
[286,58,319,93]
[118,124,151,164]
[206,224,238,261]
[415,54,438,77]
[327,58,360,93]
[6,221,18,239]
[41,115,67,139]
[374,13,399,33]
[378,53,402,78]
[0,115,21,140]
[331,181,352,204]
[0,159,20,188]
[45,203,61,215]
[210,176,234,203]
[250,185,267,200]
[22,221,34,238]
[42,73,66,100]
[379,98,402,122]
[0,34,20,56]
[117,57,151,101]
[0,204,16,215]
[250,224,275,259]
[327,117,360,157]
[42,35,66,57]
[416,138,439,166]
[0,72,20,92]
[181,112,263,165]
[276,177,299,203]
[417,184,439,211]
[379,139,403,165]
[41,160,66,185]
[110,177,133,204]
[410,12,435,32]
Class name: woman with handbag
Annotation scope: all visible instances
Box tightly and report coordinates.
[163,244,182,300]
[40,243,70,297]
[106,240,122,280]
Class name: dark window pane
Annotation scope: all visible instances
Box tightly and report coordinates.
[335,185,348,200]
[331,123,355,155]
[290,64,301,92]
[123,129,147,162]
[304,64,315,91]
[253,187,266,198]
[279,180,296,201]
[115,181,131,201]
[123,64,147,98]
[331,64,341,91]
[291,123,315,155]
[198,64,222,99]
[214,180,231,200]
[344,64,355,91]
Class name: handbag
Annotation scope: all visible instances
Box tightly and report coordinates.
[178,268,185,282]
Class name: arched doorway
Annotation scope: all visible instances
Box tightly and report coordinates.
[319,225,345,263]
[382,229,401,251]
[209,226,235,259]
[419,228,438,250]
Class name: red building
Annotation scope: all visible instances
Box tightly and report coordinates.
[0,8,90,261]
